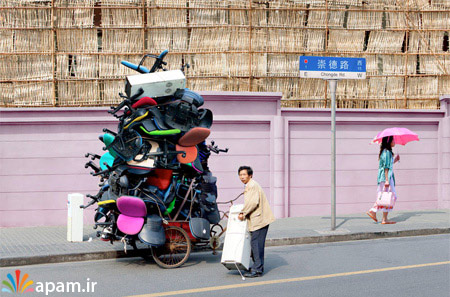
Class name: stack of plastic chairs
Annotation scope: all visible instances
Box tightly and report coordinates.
[83,51,225,245]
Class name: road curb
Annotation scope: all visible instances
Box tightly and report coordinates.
[266,228,450,247]
[0,249,150,268]
[1,228,449,268]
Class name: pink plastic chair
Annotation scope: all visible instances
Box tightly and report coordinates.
[116,196,147,235]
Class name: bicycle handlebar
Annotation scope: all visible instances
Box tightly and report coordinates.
[121,50,169,74]
[111,50,169,118]
[120,61,150,74]
[149,50,168,73]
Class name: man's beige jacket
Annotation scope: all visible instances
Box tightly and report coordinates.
[241,179,276,232]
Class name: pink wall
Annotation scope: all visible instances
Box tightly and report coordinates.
[439,96,450,209]
[284,110,443,217]
[0,93,448,227]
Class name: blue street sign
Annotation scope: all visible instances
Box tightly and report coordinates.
[299,56,366,79]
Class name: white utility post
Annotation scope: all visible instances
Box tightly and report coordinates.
[300,56,366,230]
[67,193,84,242]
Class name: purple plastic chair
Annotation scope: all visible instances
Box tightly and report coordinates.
[116,196,147,235]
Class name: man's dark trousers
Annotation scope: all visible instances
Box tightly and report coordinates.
[250,224,269,274]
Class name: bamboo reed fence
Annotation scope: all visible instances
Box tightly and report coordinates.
[57,29,97,52]
[366,31,406,53]
[147,29,188,52]
[306,30,326,52]
[364,55,379,76]
[327,30,365,52]
[102,29,143,53]
[55,0,95,28]
[101,80,125,105]
[307,8,345,29]
[0,0,449,108]
[58,81,99,106]
[1,82,54,107]
[439,75,450,95]
[346,10,383,30]
[98,54,140,78]
[15,29,53,52]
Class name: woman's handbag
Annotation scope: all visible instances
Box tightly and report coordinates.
[376,186,395,208]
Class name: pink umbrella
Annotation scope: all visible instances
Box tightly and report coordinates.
[372,127,419,145]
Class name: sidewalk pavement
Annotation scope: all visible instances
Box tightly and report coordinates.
[1,209,449,268]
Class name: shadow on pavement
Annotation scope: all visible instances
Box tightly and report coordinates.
[320,216,369,229]
[321,210,448,228]
[389,211,448,223]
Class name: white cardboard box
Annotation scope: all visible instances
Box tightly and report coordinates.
[221,204,252,271]
[125,70,186,99]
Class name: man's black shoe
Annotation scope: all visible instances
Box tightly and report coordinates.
[243,271,262,278]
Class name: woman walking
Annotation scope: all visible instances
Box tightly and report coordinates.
[366,136,400,224]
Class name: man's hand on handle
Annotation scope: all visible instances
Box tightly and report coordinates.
[238,213,245,221]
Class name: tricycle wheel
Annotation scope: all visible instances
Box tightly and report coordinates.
[151,226,191,269]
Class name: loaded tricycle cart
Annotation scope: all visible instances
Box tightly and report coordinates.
[149,192,241,269]
[82,169,236,269]
[81,50,233,268]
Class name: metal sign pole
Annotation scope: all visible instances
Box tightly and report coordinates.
[299,56,366,231]
[329,79,338,231]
